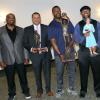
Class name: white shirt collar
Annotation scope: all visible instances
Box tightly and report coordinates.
[33,24,40,30]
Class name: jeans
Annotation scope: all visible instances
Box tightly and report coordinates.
[67,61,76,90]
[55,56,64,92]
[67,49,77,90]
[55,49,77,92]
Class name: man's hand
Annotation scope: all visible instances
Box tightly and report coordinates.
[31,48,38,53]
[59,54,66,63]
[62,12,69,20]
[44,47,48,52]
[0,61,6,68]
[84,30,90,37]
[40,47,48,53]
[69,41,74,48]
[24,59,29,65]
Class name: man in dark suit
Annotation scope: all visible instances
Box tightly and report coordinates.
[24,12,54,98]
[0,13,31,100]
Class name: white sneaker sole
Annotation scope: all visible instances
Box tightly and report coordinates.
[25,96,32,99]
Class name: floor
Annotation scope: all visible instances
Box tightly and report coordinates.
[0,61,100,100]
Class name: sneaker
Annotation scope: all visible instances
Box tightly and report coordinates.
[8,95,16,100]
[56,90,64,98]
[36,91,43,98]
[67,88,77,96]
[24,93,31,99]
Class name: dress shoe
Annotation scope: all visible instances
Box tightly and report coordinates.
[47,91,54,96]
[80,91,86,98]
[96,92,100,97]
[36,92,43,98]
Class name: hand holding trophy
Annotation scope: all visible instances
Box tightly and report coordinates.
[34,30,48,54]
[61,12,75,62]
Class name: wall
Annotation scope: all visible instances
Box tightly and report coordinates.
[0,0,100,27]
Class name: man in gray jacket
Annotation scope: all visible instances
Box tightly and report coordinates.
[0,13,31,100]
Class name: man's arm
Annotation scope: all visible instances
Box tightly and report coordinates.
[50,38,65,62]
[74,23,86,45]
[23,28,31,51]
[48,25,61,55]
[50,38,61,55]
[97,22,100,47]
[24,48,29,65]
[48,24,65,62]
[0,29,6,68]
[0,40,2,62]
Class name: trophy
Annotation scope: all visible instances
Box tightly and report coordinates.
[34,30,48,54]
[34,30,40,48]
[34,30,41,54]
[61,12,74,62]
[62,12,69,25]
[62,12,71,45]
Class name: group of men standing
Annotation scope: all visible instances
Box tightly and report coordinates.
[0,5,100,100]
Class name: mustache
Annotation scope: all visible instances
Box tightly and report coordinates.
[84,13,89,15]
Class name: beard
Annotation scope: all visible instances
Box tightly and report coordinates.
[83,13,91,19]
[54,14,61,19]
[7,21,15,26]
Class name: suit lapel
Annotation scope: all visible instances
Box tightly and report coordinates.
[30,25,34,33]
[3,26,14,46]
[41,24,44,47]
[4,26,19,45]
[15,27,20,43]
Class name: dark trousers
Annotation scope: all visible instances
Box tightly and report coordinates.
[30,54,51,93]
[5,63,29,96]
[78,48,100,93]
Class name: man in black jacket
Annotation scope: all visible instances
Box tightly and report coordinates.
[23,12,54,98]
[74,6,100,98]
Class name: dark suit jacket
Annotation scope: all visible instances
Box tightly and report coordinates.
[23,24,51,60]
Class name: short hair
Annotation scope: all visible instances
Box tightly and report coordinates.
[80,6,91,12]
[32,12,40,18]
[52,6,61,12]
[6,13,15,20]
